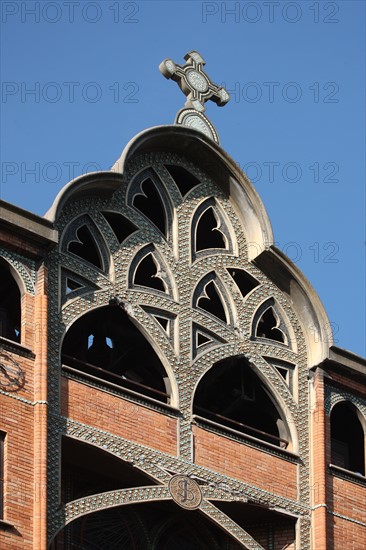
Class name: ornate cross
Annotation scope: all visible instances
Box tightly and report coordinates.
[159,51,230,112]
[159,51,230,144]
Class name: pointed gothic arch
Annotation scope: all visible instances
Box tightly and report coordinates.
[193,356,293,449]
[61,304,174,404]
[193,272,235,326]
[191,197,236,261]
[127,168,174,240]
[102,211,138,244]
[330,401,365,475]
[61,214,111,275]
[129,244,177,299]
[164,163,201,197]
[251,298,296,350]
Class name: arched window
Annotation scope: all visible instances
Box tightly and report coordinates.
[0,260,21,342]
[61,305,171,404]
[193,357,289,448]
[330,401,365,475]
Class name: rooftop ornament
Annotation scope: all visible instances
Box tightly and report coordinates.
[159,51,230,144]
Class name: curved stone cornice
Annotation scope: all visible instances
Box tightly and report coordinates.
[45,125,273,257]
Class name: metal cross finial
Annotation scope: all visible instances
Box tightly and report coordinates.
[159,51,230,112]
[159,51,230,144]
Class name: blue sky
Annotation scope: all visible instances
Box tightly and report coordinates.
[1,0,365,357]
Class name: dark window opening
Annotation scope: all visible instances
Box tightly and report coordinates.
[195,208,226,252]
[194,357,287,448]
[197,281,227,323]
[134,254,166,292]
[102,212,137,244]
[264,358,295,395]
[0,432,4,519]
[276,366,289,382]
[155,316,169,331]
[133,178,167,236]
[165,165,200,197]
[197,333,211,347]
[0,262,21,342]
[256,308,285,343]
[62,305,170,403]
[157,518,221,550]
[330,402,365,475]
[61,437,154,504]
[214,501,296,550]
[66,278,83,294]
[56,501,243,550]
[227,268,259,298]
[68,225,102,269]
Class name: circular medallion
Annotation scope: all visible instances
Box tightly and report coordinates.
[0,351,24,391]
[168,475,202,510]
[186,70,209,92]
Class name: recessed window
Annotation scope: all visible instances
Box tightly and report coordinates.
[102,212,137,244]
[330,402,365,475]
[133,178,167,236]
[62,305,170,403]
[197,281,227,323]
[66,278,83,294]
[133,253,166,292]
[194,357,289,448]
[165,164,200,197]
[196,207,226,251]
[0,261,21,343]
[68,225,102,269]
[227,269,259,298]
[256,307,285,343]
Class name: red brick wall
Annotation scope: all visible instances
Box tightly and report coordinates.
[323,375,366,550]
[327,473,366,549]
[193,426,297,500]
[0,281,48,550]
[0,397,34,550]
[61,377,178,456]
[329,516,365,550]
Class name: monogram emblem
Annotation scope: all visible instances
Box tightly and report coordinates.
[168,475,202,510]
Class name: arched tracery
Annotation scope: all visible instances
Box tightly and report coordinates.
[61,214,110,274]
[50,148,311,548]
[191,198,236,260]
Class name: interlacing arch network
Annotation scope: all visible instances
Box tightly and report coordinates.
[50,151,309,547]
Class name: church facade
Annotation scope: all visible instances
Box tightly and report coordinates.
[0,52,365,549]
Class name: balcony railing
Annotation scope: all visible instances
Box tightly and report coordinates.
[62,354,169,403]
[195,405,288,447]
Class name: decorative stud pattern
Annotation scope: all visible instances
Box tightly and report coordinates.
[324,386,366,417]
[0,247,36,294]
[47,416,308,543]
[47,151,311,548]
